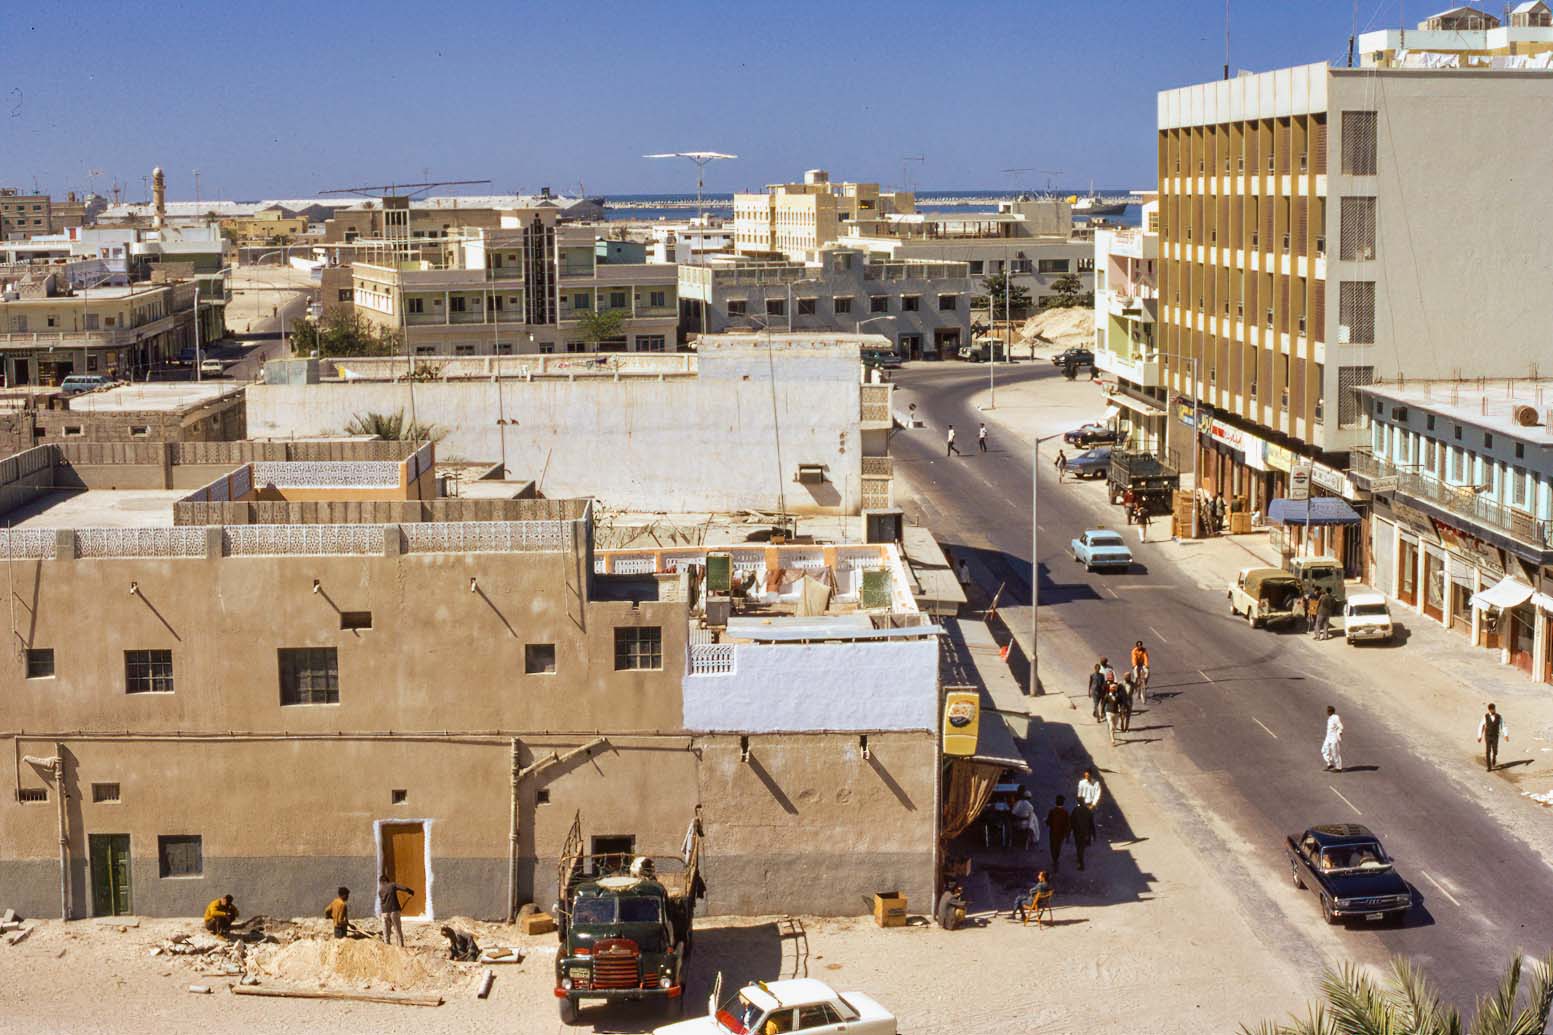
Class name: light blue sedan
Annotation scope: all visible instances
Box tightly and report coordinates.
[1071,529,1133,572]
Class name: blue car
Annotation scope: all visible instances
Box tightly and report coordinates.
[1071,529,1134,572]
[1065,446,1112,480]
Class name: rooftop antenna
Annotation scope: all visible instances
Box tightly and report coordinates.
[193,169,200,206]
[1224,0,1231,79]
[1000,167,1039,196]
[642,151,737,222]
[901,154,925,192]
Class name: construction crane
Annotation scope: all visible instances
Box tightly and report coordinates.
[1001,167,1065,196]
[642,151,737,221]
[319,178,492,200]
[900,154,925,193]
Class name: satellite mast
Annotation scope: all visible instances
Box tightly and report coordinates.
[642,151,737,221]
[901,155,925,193]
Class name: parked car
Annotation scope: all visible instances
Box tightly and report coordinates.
[59,374,115,395]
[1289,555,1347,604]
[957,337,1007,363]
[1285,824,1412,926]
[1051,347,1094,369]
[1227,565,1303,628]
[860,347,902,370]
[655,977,897,1035]
[199,358,226,377]
[1071,529,1133,572]
[176,347,199,365]
[1064,446,1112,480]
[1340,591,1394,644]
[1063,422,1124,447]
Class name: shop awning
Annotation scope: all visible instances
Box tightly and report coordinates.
[1267,497,1361,526]
[1103,404,1121,421]
[1111,393,1167,418]
[1534,592,1553,613]
[1469,575,1535,611]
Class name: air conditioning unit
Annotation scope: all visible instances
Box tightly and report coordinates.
[705,595,731,629]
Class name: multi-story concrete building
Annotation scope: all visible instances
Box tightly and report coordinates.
[679,248,972,359]
[248,336,897,513]
[1357,2,1553,67]
[1,189,52,240]
[0,382,247,457]
[1092,194,1164,453]
[0,279,189,386]
[1348,378,1553,685]
[1155,59,1553,564]
[733,169,915,260]
[0,438,942,921]
[220,206,310,246]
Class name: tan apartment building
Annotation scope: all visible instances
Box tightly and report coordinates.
[0,278,193,386]
[1358,2,1553,67]
[0,382,247,457]
[1,189,52,240]
[1155,59,1553,560]
[221,206,310,245]
[734,169,915,260]
[0,439,941,921]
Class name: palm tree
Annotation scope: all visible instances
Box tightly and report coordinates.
[343,410,442,444]
[1243,953,1553,1035]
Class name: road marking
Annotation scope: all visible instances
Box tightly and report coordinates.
[1147,625,1169,644]
[1102,586,1118,599]
[1197,669,1214,684]
[1112,584,1171,590]
[1329,785,1363,816]
[1252,717,1279,740]
[1421,872,1463,909]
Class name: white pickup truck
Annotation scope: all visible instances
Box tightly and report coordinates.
[655,977,896,1035]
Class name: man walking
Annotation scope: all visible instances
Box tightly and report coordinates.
[1077,768,1103,812]
[378,871,414,947]
[1478,703,1508,772]
[978,422,988,453]
[1105,684,1124,746]
[1010,787,1037,850]
[1314,588,1337,642]
[1070,800,1096,871]
[946,424,960,457]
[1055,449,1068,481]
[1087,663,1107,722]
[1046,796,1071,873]
[1321,705,1344,772]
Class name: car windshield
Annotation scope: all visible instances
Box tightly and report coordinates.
[717,992,766,1035]
[617,896,661,923]
[1305,567,1339,580]
[1089,533,1124,547]
[1350,603,1389,617]
[1082,449,1110,460]
[571,897,614,924]
[1319,843,1390,872]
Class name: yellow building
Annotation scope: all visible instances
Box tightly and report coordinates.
[734,169,915,260]
[220,206,309,245]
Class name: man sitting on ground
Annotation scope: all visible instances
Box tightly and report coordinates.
[441,924,481,961]
[936,883,968,931]
[203,894,238,936]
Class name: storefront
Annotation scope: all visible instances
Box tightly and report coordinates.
[1109,389,1167,456]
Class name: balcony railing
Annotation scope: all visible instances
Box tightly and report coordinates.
[1351,449,1553,549]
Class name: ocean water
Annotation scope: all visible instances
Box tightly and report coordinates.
[603,190,1142,227]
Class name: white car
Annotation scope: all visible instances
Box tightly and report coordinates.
[199,358,226,377]
[1341,591,1394,644]
[1071,529,1133,572]
[655,978,896,1035]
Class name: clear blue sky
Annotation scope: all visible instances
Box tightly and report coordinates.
[1,0,1406,201]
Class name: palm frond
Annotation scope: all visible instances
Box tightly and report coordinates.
[1321,962,1395,1035]
[1473,953,1524,1035]
[1389,955,1460,1034]
[1502,950,1553,1035]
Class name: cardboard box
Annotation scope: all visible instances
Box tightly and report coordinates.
[872,891,907,928]
[520,912,556,936]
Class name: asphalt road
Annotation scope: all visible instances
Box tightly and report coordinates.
[891,360,1553,1006]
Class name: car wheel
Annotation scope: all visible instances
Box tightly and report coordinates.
[559,997,580,1026]
[1346,636,1355,646]
[1248,612,1260,629]
[1321,896,1340,925]
[1085,563,1094,573]
[1290,860,1305,889]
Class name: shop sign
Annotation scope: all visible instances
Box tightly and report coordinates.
[1432,520,1506,578]
[1243,436,1268,472]
[1369,475,1400,493]
[1209,418,1246,452]
[1311,463,1357,500]
[942,689,980,757]
[1175,401,1196,428]
[1289,462,1313,501]
[1265,443,1293,473]
[1391,500,1440,540]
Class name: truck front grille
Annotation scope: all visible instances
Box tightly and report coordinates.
[593,946,640,989]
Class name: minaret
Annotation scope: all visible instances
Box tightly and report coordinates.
[152,166,166,230]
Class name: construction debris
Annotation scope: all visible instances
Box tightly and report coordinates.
[8,926,33,946]
[95,916,139,928]
[187,985,212,995]
[1,908,16,924]
[476,968,495,999]
[518,912,555,936]
[0,922,21,934]
[232,985,444,1008]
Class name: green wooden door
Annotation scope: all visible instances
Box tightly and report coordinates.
[89,834,132,916]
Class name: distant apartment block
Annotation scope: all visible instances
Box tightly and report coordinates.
[1358,2,1553,67]
[1092,193,1163,453]
[1155,58,1553,571]
[733,169,915,260]
[679,247,972,359]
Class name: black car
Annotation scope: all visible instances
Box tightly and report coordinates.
[1051,347,1095,369]
[1286,824,1412,925]
[1063,422,1124,447]
[1064,446,1112,480]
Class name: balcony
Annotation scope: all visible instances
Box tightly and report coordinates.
[1350,449,1553,550]
[1095,347,1162,388]
[0,313,177,349]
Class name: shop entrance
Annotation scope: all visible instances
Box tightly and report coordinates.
[1508,604,1536,676]
[1423,551,1445,622]
[1398,539,1419,606]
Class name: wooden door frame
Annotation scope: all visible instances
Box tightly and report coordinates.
[373,819,434,922]
[88,833,132,917]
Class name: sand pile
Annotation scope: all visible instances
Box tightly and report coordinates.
[254,936,470,992]
[1020,307,1094,347]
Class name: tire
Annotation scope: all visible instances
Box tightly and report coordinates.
[1248,611,1260,629]
[1321,896,1340,925]
[559,997,580,1026]
[1346,636,1355,646]
[1290,860,1305,889]
[1085,563,1094,573]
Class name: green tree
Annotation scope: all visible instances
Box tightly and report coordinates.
[979,273,1032,317]
[575,308,626,350]
[289,310,403,358]
[1243,953,1553,1035]
[343,410,442,444]
[1046,272,1091,309]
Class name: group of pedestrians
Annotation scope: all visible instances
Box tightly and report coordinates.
[945,423,989,457]
[1008,769,1104,877]
[1302,586,1339,640]
[1086,643,1151,747]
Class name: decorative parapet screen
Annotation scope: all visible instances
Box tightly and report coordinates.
[250,461,403,488]
[0,528,58,559]
[402,520,571,554]
[76,527,208,558]
[687,643,736,676]
[224,524,385,557]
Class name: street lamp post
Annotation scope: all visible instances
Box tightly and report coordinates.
[1029,431,1062,696]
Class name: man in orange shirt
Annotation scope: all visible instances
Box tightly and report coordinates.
[203,894,238,936]
[1129,641,1150,702]
[325,886,351,938]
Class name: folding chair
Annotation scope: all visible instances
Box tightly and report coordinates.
[1022,890,1054,928]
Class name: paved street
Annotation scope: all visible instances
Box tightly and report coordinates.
[890,359,1553,1007]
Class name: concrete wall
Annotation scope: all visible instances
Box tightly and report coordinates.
[0,730,935,920]
[684,640,939,732]
[247,342,866,513]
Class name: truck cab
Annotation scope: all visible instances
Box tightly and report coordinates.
[1227,566,1303,628]
[1289,555,1346,603]
[555,811,702,1026]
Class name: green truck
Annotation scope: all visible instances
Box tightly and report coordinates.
[553,810,704,1026]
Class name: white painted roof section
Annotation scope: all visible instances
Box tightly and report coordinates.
[1361,379,1553,444]
[67,382,245,413]
[1158,62,1329,129]
[762,979,844,1008]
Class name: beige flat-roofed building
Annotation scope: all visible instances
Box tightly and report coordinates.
[735,169,915,261]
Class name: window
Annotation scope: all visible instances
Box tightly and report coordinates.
[727,299,747,316]
[609,290,627,310]
[938,294,959,312]
[340,611,372,631]
[614,627,662,671]
[407,297,424,314]
[454,344,476,355]
[17,787,47,803]
[63,426,83,437]
[765,298,786,317]
[1037,258,1069,274]
[1341,111,1378,175]
[391,789,408,805]
[536,789,551,805]
[83,313,98,330]
[1078,257,1095,272]
[798,1004,844,1029]
[338,288,352,302]
[538,342,555,354]
[1454,424,1463,441]
[1484,432,1494,449]
[1339,197,1377,260]
[525,643,557,674]
[636,335,666,352]
[450,296,466,313]
[649,290,667,308]
[1337,366,1374,428]
[1338,282,1375,344]
[158,835,203,878]
[572,293,590,312]
[129,425,149,437]
[25,648,54,679]
[968,260,984,275]
[833,296,853,314]
[92,783,121,803]
[796,297,817,316]
[870,295,888,314]
[1427,414,1436,431]
[901,295,920,312]
[279,647,339,705]
[1513,467,1529,507]
[125,650,174,694]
